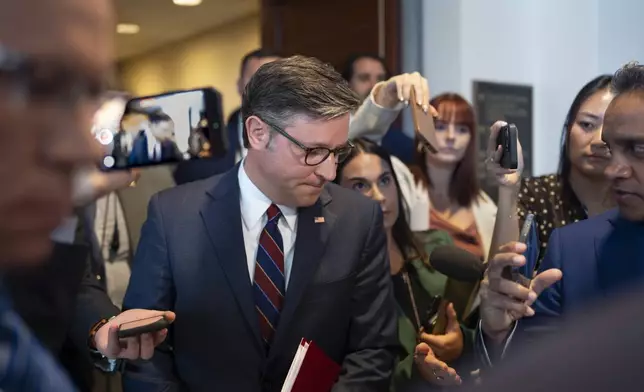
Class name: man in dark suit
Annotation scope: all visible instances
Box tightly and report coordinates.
[122,55,398,391]
[128,113,183,166]
[173,49,281,185]
[475,61,644,370]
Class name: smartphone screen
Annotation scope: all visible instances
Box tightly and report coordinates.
[101,87,225,171]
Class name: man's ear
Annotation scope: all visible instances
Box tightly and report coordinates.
[245,116,271,150]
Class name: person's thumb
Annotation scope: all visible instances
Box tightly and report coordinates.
[163,311,177,323]
[445,303,460,332]
[414,342,432,358]
[104,324,122,358]
[530,268,563,301]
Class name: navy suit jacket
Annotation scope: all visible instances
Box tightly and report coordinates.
[477,208,644,364]
[128,134,182,166]
[122,165,398,392]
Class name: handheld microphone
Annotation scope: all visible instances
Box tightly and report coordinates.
[430,245,485,282]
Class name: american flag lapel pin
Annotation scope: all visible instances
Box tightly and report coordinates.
[314,216,325,223]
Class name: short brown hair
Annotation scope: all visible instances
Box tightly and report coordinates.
[241,55,360,148]
[411,93,480,206]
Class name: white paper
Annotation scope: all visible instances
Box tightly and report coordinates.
[281,339,310,392]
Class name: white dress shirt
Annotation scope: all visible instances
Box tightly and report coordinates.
[238,162,297,289]
[145,131,161,161]
[235,116,247,164]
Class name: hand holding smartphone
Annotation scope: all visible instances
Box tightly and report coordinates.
[409,87,439,153]
[502,213,534,288]
[421,295,449,335]
[99,87,225,171]
[117,314,172,339]
[496,123,519,169]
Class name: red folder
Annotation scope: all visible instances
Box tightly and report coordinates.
[281,339,341,392]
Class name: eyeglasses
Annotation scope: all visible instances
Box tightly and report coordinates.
[0,43,108,107]
[261,118,354,166]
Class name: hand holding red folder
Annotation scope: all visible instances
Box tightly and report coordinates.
[281,339,341,392]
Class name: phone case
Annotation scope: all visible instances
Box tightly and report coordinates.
[431,299,449,335]
[117,316,170,339]
[496,124,519,169]
[409,88,439,153]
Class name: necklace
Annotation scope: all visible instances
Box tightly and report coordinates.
[401,268,422,333]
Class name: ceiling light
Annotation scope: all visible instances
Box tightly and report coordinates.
[173,0,202,6]
[117,23,140,34]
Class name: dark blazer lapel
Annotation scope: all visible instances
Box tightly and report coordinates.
[270,188,336,354]
[200,165,264,352]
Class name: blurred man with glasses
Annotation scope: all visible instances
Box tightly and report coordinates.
[0,1,173,390]
[122,55,398,391]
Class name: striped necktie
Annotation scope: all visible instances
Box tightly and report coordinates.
[253,204,285,346]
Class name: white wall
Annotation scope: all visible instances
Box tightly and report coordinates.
[414,0,643,176]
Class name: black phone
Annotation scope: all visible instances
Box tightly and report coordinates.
[101,87,226,171]
[422,295,448,334]
[496,123,519,169]
[117,315,171,339]
[502,213,534,288]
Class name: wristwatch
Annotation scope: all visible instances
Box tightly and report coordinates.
[88,316,124,373]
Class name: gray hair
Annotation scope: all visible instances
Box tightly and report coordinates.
[611,61,644,96]
[240,55,360,148]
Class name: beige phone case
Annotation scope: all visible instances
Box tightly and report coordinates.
[409,87,439,153]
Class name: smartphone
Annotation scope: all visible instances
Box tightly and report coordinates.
[502,213,534,288]
[409,87,439,153]
[101,87,226,171]
[422,295,449,334]
[496,123,519,169]
[117,315,171,339]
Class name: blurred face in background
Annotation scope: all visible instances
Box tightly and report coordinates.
[339,152,399,230]
[349,57,387,101]
[151,119,175,141]
[426,96,475,167]
[0,0,112,265]
[237,56,280,97]
[568,88,615,178]
[603,92,644,221]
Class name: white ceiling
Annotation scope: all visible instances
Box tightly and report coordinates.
[114,0,260,61]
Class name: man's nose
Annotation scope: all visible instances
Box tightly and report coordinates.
[605,154,632,180]
[605,162,632,180]
[315,153,337,182]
